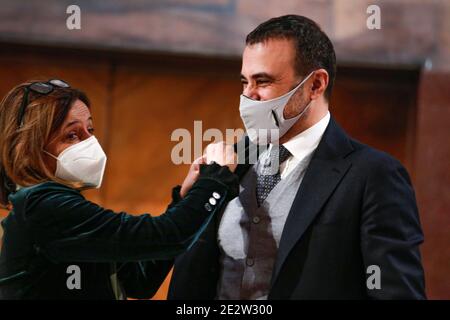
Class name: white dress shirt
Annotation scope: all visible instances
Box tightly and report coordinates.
[265,111,331,179]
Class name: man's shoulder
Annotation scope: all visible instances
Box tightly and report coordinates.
[326,117,405,172]
[346,137,406,173]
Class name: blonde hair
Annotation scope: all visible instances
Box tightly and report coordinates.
[0,80,91,207]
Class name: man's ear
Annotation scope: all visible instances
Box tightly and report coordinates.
[310,69,329,100]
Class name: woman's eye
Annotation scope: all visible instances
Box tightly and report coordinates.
[67,132,79,141]
[88,127,95,134]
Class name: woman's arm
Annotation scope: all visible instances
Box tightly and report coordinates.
[115,186,183,299]
[21,163,238,263]
[116,259,174,299]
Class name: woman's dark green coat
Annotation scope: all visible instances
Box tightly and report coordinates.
[0,163,238,299]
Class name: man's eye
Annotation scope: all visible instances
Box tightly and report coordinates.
[88,127,95,134]
[256,80,269,85]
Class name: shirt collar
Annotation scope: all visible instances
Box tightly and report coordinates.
[276,111,330,161]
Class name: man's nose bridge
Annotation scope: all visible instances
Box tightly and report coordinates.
[244,83,259,100]
[243,83,253,97]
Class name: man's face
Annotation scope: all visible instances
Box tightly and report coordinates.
[240,38,299,101]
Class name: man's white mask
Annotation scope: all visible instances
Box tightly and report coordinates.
[239,71,314,144]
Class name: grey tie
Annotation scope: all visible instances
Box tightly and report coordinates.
[256,145,291,206]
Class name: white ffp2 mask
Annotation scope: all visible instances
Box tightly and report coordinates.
[44,136,107,188]
[239,71,314,144]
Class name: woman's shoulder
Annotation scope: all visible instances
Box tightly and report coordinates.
[17,181,78,196]
[9,181,82,211]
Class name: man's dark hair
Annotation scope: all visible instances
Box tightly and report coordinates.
[246,15,336,100]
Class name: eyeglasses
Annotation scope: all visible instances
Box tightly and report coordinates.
[17,79,70,128]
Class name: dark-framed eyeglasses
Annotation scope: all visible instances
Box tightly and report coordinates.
[17,79,70,128]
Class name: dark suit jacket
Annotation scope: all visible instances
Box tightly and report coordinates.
[168,116,426,299]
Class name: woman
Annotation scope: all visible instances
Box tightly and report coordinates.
[0,79,239,299]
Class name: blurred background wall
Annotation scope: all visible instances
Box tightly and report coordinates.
[0,0,448,299]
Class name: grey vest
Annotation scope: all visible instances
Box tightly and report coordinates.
[216,153,312,300]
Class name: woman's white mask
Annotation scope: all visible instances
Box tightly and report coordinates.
[44,136,107,188]
[239,71,314,144]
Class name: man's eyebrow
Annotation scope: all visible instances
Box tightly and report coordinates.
[240,73,276,81]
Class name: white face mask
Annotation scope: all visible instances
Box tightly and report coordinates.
[239,71,314,144]
[44,136,107,189]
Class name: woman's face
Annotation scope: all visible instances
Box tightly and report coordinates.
[44,99,95,173]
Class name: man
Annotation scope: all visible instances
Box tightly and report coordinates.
[168,15,425,299]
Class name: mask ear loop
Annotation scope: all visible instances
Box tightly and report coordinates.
[42,150,58,160]
[289,71,315,93]
[300,71,315,85]
[296,100,313,119]
[288,71,315,120]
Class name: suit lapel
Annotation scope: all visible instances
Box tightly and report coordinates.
[271,117,354,285]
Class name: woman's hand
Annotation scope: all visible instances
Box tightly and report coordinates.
[180,156,205,198]
[179,142,238,198]
[204,141,237,173]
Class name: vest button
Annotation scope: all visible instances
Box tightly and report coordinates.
[204,203,213,212]
[246,258,254,266]
[252,216,260,224]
